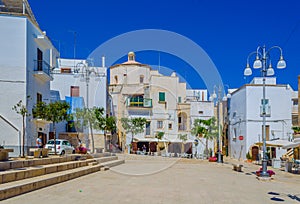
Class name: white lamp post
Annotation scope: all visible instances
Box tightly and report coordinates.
[73,57,106,153]
[244,45,286,177]
[210,85,231,163]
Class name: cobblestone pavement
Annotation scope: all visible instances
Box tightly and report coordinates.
[3,155,300,204]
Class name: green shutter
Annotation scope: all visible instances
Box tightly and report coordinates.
[159,92,165,102]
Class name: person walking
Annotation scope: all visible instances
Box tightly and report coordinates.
[36,135,43,148]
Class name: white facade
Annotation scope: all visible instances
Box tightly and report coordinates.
[0,9,58,156]
[51,58,107,148]
[228,77,293,160]
[110,52,197,153]
[186,89,215,156]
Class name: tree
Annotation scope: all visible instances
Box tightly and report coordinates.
[32,101,71,155]
[94,107,117,151]
[73,107,100,153]
[12,99,30,157]
[178,133,188,153]
[155,131,165,151]
[191,117,218,157]
[121,117,147,152]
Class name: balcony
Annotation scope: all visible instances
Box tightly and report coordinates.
[126,97,152,108]
[33,60,53,82]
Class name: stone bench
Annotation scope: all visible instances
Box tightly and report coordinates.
[0,149,14,161]
[233,164,243,172]
[29,148,49,158]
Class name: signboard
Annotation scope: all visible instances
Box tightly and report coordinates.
[239,135,244,141]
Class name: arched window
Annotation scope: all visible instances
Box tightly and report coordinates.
[114,75,118,84]
[178,112,187,131]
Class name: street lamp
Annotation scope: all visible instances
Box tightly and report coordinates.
[74,57,106,108]
[74,57,106,153]
[243,45,286,177]
[210,85,231,163]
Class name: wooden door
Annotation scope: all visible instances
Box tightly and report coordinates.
[252,146,259,161]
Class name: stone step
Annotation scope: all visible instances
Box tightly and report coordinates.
[94,156,118,164]
[0,155,82,171]
[0,158,95,184]
[100,159,125,169]
[0,164,101,201]
[0,158,125,201]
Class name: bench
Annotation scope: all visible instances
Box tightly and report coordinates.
[0,149,14,161]
[29,148,49,158]
[233,164,243,172]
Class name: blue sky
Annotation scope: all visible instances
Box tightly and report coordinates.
[28,0,300,90]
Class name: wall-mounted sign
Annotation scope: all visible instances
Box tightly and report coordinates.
[239,135,244,140]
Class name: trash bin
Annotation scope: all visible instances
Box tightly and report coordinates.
[272,159,281,169]
[285,162,293,172]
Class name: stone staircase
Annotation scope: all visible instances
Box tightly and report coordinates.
[0,153,124,200]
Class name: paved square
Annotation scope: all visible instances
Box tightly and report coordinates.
[2,155,300,204]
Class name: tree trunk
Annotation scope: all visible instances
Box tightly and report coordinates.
[205,138,209,157]
[22,116,25,157]
[53,123,57,155]
[89,120,95,153]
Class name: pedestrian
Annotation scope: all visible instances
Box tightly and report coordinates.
[36,135,43,148]
[142,144,146,154]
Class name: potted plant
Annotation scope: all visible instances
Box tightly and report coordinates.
[246,151,252,162]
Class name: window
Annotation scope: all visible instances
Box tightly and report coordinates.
[168,123,172,130]
[159,92,165,102]
[114,75,118,84]
[140,75,144,83]
[178,116,182,123]
[129,95,144,107]
[178,96,182,103]
[37,48,43,71]
[157,121,163,129]
[37,93,42,103]
[70,86,79,97]
[61,68,71,73]
[146,122,150,135]
[293,99,298,106]
[198,111,204,114]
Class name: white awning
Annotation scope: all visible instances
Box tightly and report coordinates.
[255,140,294,147]
[133,137,169,142]
[168,139,195,143]
[282,142,300,149]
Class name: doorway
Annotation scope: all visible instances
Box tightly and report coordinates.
[252,146,259,161]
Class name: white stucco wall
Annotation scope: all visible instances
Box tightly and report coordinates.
[229,83,293,160]
[0,15,57,156]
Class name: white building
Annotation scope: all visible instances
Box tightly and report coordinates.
[228,77,293,160]
[0,0,59,156]
[51,58,107,148]
[109,52,197,153]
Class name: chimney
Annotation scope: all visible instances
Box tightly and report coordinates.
[298,76,300,126]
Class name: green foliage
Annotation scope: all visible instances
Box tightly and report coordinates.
[191,117,218,157]
[32,101,71,155]
[94,107,117,151]
[155,131,165,140]
[94,107,116,133]
[292,126,300,133]
[191,117,218,140]
[246,151,252,160]
[12,99,30,157]
[178,134,188,141]
[121,117,147,143]
[33,101,71,123]
[73,107,101,131]
[12,99,30,118]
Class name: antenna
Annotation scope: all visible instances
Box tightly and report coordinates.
[68,30,77,68]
